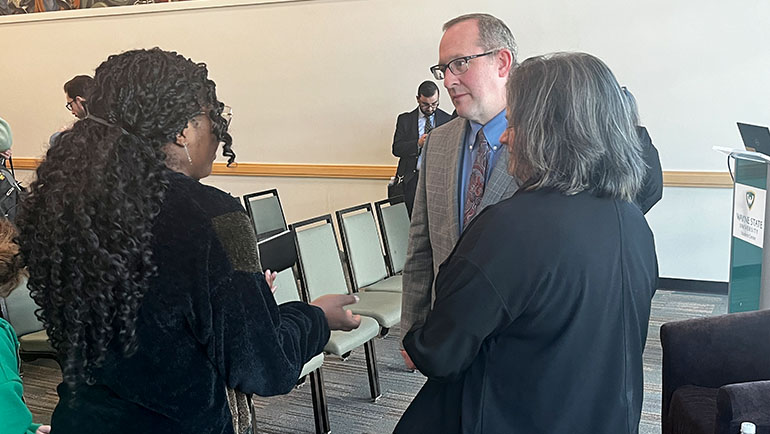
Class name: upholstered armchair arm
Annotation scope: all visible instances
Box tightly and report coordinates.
[716,380,770,434]
[660,310,770,433]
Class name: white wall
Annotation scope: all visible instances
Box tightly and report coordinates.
[2,0,769,281]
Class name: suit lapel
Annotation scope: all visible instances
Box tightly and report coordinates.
[445,119,467,244]
[479,146,519,211]
[409,109,420,139]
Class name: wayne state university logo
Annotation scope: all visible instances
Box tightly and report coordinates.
[747,191,756,210]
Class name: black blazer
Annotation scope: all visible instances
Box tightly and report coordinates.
[392,107,451,183]
[636,126,663,214]
[397,188,658,434]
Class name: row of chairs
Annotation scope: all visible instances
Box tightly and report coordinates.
[242,189,411,434]
[0,190,411,434]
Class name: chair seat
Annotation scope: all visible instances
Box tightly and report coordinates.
[345,292,401,328]
[324,316,379,356]
[362,275,402,293]
[18,330,55,354]
[668,385,718,434]
[299,353,324,379]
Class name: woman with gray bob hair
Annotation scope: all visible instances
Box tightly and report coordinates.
[505,52,646,199]
[397,51,657,433]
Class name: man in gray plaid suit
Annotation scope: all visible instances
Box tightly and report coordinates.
[400,13,520,368]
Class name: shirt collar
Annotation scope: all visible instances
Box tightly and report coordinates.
[468,109,507,151]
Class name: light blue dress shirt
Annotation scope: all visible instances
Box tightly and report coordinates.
[458,110,508,232]
[416,110,434,172]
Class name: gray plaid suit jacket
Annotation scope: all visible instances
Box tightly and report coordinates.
[400,116,520,338]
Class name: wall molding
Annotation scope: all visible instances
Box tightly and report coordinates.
[662,171,733,188]
[12,158,735,186]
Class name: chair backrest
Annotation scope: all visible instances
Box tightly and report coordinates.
[258,230,298,274]
[291,215,349,299]
[271,268,303,305]
[242,189,287,241]
[374,198,410,275]
[3,278,44,337]
[336,204,388,289]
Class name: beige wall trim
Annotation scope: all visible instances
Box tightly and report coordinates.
[13,158,41,170]
[662,171,733,188]
[210,162,397,179]
[13,158,734,187]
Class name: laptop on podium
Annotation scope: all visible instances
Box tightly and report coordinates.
[737,122,770,156]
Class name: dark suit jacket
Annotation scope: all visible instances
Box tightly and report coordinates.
[391,107,451,215]
[636,126,663,214]
[392,107,451,184]
[397,187,658,434]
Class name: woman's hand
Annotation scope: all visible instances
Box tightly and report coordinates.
[310,294,362,331]
[264,270,278,294]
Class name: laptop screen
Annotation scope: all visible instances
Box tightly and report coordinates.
[737,122,770,155]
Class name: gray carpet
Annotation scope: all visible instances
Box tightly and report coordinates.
[22,289,728,433]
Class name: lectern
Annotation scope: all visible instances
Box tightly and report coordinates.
[718,147,770,312]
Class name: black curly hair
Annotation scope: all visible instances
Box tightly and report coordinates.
[17,48,234,387]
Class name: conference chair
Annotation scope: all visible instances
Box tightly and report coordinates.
[0,278,60,367]
[661,309,770,434]
[253,267,331,434]
[242,189,287,242]
[264,225,382,402]
[335,203,403,294]
[292,214,401,332]
[291,215,402,400]
[373,197,410,276]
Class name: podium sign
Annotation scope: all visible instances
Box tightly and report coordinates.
[733,182,766,248]
[727,153,770,312]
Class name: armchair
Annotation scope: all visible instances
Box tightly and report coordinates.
[661,309,770,434]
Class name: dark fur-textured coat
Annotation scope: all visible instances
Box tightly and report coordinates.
[50,171,329,433]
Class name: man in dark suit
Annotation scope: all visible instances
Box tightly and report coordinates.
[622,87,663,214]
[391,81,451,216]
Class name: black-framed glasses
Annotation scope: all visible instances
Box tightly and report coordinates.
[219,105,232,129]
[65,100,74,111]
[430,50,497,80]
[418,100,440,109]
[189,105,232,132]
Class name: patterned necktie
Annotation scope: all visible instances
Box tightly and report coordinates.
[463,129,490,227]
[424,115,433,135]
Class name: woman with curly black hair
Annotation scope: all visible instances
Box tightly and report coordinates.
[16,48,360,433]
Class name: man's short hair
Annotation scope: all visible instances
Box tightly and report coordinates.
[443,13,517,63]
[64,75,94,100]
[417,81,439,98]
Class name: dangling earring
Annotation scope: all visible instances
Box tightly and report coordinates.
[183,143,193,164]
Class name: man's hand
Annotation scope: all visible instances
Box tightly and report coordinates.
[310,294,362,331]
[400,349,416,371]
[36,425,51,434]
[417,133,428,147]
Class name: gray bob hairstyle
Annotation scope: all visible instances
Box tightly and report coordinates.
[506,52,645,201]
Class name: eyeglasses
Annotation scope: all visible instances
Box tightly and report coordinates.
[219,105,232,129]
[419,100,440,109]
[430,50,497,80]
[65,100,74,111]
[189,105,232,130]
